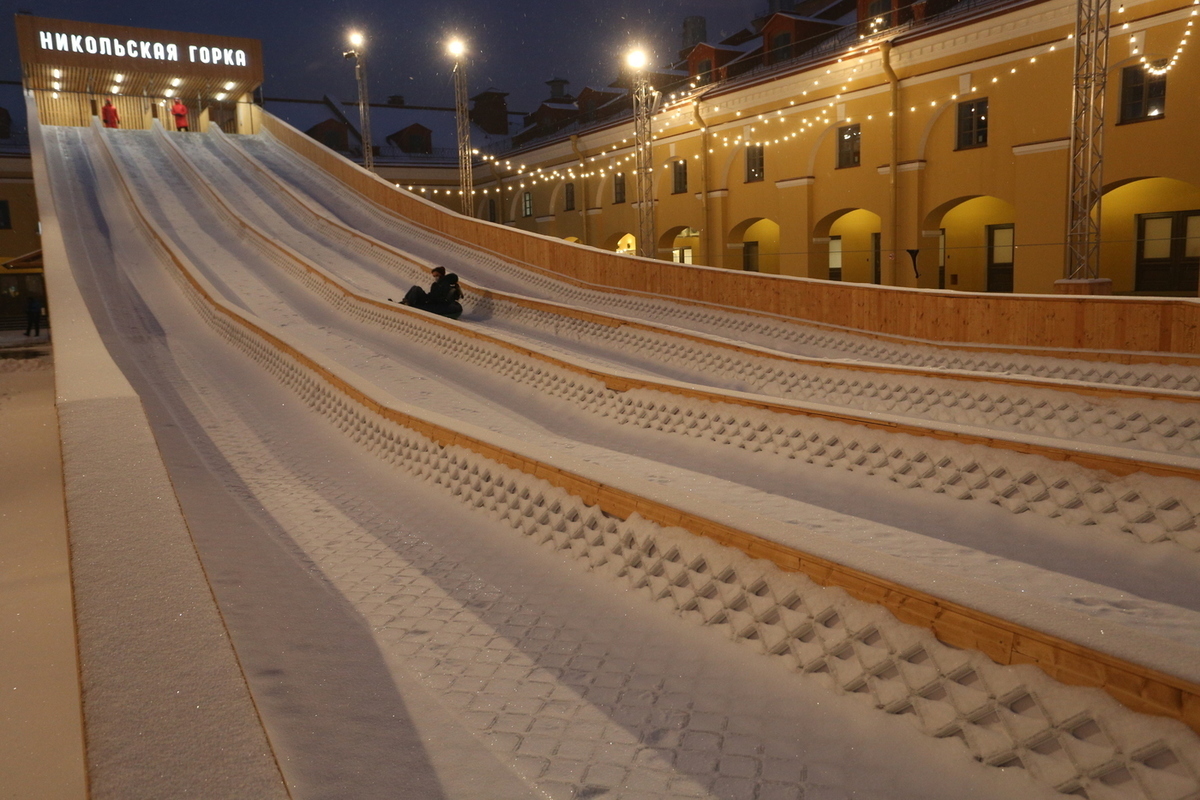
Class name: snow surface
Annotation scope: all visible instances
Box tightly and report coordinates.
[39,121,1200,799]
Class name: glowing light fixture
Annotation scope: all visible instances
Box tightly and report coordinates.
[223,81,235,91]
[447,38,465,58]
[626,48,647,70]
[348,30,364,48]
[171,78,181,87]
[114,73,124,83]
[110,85,120,94]
[165,88,175,97]
[215,92,227,100]
[51,68,61,78]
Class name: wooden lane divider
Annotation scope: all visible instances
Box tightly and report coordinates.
[258,113,1200,365]
[470,290,1200,406]
[151,124,1200,485]
[87,121,1200,736]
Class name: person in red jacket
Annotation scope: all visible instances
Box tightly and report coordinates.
[170,99,189,132]
[101,99,119,128]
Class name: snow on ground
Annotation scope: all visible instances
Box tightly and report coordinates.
[39,123,1084,800]
[41,123,1200,798]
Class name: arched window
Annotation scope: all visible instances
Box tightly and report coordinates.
[564,183,576,211]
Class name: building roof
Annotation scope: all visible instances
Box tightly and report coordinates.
[264,95,516,155]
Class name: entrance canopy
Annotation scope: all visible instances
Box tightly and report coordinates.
[14,15,263,131]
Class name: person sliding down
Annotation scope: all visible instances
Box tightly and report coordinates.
[399,267,464,319]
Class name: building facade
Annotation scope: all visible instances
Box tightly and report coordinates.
[389,0,1198,296]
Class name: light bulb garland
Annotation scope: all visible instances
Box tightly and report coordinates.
[400,1,1193,204]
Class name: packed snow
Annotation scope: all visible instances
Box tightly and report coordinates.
[39,121,1200,800]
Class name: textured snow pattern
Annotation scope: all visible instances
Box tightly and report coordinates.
[99,126,1200,800]
[198,133,1200,550]
[474,297,1200,459]
[240,131,1200,394]
[169,258,1200,800]
[206,245,1200,552]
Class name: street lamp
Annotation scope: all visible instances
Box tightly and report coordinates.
[447,37,473,215]
[344,30,373,171]
[627,47,656,258]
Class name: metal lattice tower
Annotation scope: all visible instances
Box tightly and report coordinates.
[1065,0,1112,279]
[453,59,473,216]
[631,70,656,258]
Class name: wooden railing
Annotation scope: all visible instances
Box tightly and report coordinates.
[260,113,1200,361]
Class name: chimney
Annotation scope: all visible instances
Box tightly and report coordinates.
[470,89,510,135]
[682,16,708,50]
[545,77,570,101]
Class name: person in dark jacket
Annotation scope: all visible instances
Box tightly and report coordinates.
[101,99,120,129]
[24,292,44,337]
[399,267,464,319]
[425,272,463,319]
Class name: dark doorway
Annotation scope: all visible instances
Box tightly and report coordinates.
[987,223,1014,292]
[1135,210,1199,293]
[743,241,760,272]
[871,232,882,284]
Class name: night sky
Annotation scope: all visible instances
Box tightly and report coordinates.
[5,0,760,112]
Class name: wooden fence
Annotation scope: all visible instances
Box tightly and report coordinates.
[260,114,1200,362]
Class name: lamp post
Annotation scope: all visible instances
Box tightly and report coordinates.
[447,37,473,216]
[344,31,373,172]
[627,48,656,259]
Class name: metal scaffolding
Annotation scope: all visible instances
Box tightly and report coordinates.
[453,59,473,216]
[1065,0,1112,279]
[631,68,657,259]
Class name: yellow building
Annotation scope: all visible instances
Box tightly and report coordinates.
[388,0,1198,296]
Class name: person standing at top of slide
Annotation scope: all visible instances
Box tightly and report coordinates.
[101,99,119,128]
[171,99,190,132]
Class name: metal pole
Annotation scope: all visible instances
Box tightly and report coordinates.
[355,53,373,172]
[453,59,473,216]
[1064,0,1111,279]
[631,67,656,259]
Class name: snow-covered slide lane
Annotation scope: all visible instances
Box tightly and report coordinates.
[235,127,1200,394]
[110,126,1200,705]
[106,124,1200,640]
[137,125,1200,569]
[73,122,1200,800]
[193,127,1200,471]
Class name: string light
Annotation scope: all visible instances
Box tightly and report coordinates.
[418,3,1191,203]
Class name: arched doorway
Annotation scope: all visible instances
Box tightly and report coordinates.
[602,232,637,255]
[923,196,1015,292]
[812,208,882,283]
[1101,177,1200,294]
[728,218,780,273]
[659,226,700,263]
